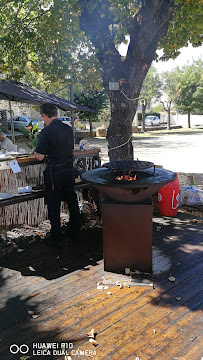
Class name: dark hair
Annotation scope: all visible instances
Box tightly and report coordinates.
[40,103,57,118]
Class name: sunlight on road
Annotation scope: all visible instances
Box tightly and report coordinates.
[88,132,203,173]
[132,134,203,173]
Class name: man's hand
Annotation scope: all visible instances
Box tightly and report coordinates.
[34,152,45,161]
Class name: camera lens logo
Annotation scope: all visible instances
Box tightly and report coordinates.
[10,344,29,354]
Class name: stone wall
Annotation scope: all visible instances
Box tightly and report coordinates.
[0,101,41,120]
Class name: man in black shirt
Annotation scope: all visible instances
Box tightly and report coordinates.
[34,103,80,246]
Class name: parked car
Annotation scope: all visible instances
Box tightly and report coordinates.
[58,117,72,127]
[145,116,160,126]
[8,116,44,132]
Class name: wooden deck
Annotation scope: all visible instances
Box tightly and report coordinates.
[0,210,203,360]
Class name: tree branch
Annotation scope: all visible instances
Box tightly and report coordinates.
[0,0,14,11]
[26,8,51,27]
[78,0,122,86]
[2,2,50,35]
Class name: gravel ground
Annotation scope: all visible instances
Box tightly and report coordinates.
[15,128,203,188]
[87,129,203,189]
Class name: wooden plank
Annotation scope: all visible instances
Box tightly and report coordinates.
[153,230,203,278]
[110,293,203,360]
[1,243,202,338]
[140,304,203,360]
[19,270,202,357]
[171,333,203,360]
[0,181,93,207]
[0,277,202,360]
[72,277,203,359]
[0,284,146,353]
[0,214,202,360]
[0,262,105,332]
[153,217,203,254]
[73,148,100,158]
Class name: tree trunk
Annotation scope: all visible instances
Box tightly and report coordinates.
[79,0,175,160]
[89,117,93,137]
[141,102,147,132]
[106,91,137,160]
[167,107,171,130]
[188,109,191,128]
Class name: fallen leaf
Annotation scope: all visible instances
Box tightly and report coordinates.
[168,276,175,282]
[115,282,123,289]
[89,338,98,346]
[86,328,95,339]
[32,314,39,319]
[63,268,69,271]
[97,281,103,286]
[20,356,31,360]
[17,248,24,252]
[176,296,181,301]
[28,266,35,272]
[27,310,34,315]
[97,285,104,291]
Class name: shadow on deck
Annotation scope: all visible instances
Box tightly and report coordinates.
[0,211,202,360]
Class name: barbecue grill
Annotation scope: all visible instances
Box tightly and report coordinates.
[82,160,176,274]
[82,160,176,203]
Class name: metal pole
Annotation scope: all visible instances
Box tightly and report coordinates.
[70,83,75,142]
[9,101,15,144]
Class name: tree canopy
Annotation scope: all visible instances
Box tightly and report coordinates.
[140,67,161,105]
[74,89,109,121]
[0,0,202,86]
[0,0,202,159]
[175,60,203,115]
[139,66,161,131]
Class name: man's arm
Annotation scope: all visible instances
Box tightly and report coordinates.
[34,129,47,161]
[34,152,45,161]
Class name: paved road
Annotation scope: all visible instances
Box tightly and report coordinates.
[88,132,203,174]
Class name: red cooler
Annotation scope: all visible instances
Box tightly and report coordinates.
[158,174,180,216]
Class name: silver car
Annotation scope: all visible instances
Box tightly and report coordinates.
[8,116,44,131]
[145,116,160,126]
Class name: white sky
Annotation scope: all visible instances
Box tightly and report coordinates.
[118,41,203,73]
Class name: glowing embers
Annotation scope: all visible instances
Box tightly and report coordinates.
[114,170,137,182]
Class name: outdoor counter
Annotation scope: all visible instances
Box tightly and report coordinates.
[0,148,101,229]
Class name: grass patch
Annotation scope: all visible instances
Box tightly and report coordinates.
[132,127,203,139]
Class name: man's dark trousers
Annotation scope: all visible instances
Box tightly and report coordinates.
[44,166,80,242]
